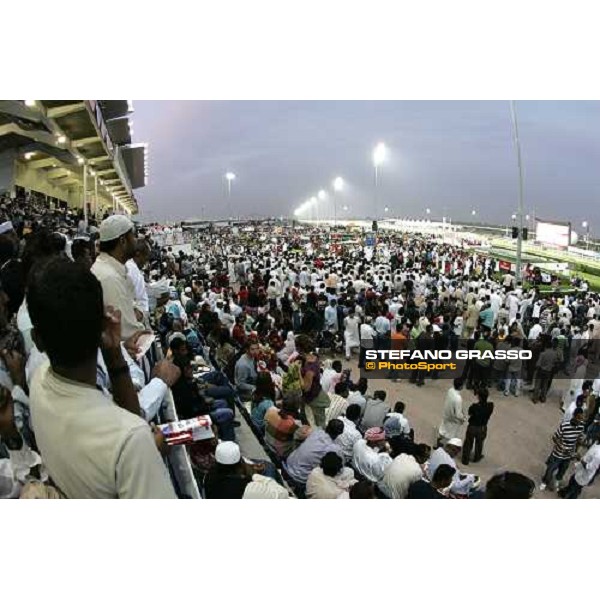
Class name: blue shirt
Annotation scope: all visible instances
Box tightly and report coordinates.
[479,308,494,329]
[286,430,342,485]
[251,398,275,432]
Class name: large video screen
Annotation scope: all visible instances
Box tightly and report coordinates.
[535,219,570,249]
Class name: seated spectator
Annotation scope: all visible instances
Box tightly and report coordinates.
[306,451,357,499]
[407,463,456,499]
[428,438,478,497]
[349,480,376,499]
[286,419,344,487]
[264,395,310,458]
[352,427,393,486]
[242,474,291,499]
[171,355,235,441]
[360,390,390,433]
[347,377,368,416]
[215,328,237,371]
[325,381,350,422]
[251,372,276,433]
[485,471,535,499]
[383,401,412,439]
[27,258,176,499]
[234,340,259,403]
[379,443,431,499]
[336,403,363,465]
[204,441,275,499]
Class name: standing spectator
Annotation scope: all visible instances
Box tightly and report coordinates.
[27,259,176,499]
[91,215,145,341]
[438,378,466,445]
[540,409,586,491]
[558,435,600,499]
[462,387,494,465]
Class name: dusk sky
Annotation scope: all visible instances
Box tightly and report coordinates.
[133,101,600,233]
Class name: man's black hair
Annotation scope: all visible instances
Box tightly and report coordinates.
[393,401,405,413]
[332,360,342,372]
[432,463,456,485]
[321,451,343,477]
[345,403,361,422]
[71,238,93,261]
[325,419,344,440]
[485,471,535,499]
[27,258,103,368]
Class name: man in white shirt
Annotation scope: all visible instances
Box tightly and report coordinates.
[438,378,466,444]
[336,404,363,465]
[92,215,145,342]
[559,436,600,499]
[126,239,151,316]
[352,428,393,483]
[528,319,543,341]
[379,445,430,499]
[27,258,176,499]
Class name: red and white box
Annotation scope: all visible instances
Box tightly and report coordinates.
[158,416,214,446]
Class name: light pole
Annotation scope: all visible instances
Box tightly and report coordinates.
[225,172,236,220]
[332,176,343,227]
[310,196,317,223]
[372,142,387,221]
[510,101,525,285]
[583,220,590,251]
[317,190,326,226]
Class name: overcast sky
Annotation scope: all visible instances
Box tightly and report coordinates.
[133,101,600,233]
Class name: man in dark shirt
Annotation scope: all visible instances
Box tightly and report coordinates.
[407,463,455,499]
[204,441,253,499]
[462,387,494,465]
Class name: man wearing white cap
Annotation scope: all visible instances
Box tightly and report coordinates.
[92,215,145,341]
[428,438,477,496]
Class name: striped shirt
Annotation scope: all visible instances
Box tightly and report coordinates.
[551,421,584,460]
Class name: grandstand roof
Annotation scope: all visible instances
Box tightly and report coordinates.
[0,100,147,214]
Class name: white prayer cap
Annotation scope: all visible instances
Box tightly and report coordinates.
[215,441,241,465]
[0,221,14,235]
[447,438,463,448]
[99,215,133,242]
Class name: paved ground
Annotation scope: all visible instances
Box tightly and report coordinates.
[235,354,599,499]
[340,353,600,499]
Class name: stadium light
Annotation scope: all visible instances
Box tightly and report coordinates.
[372,142,387,167]
[56,134,67,144]
[24,152,34,160]
[471,209,476,216]
[384,206,389,213]
[77,156,85,165]
[24,100,36,107]
[318,190,326,200]
[332,176,344,226]
[225,172,236,181]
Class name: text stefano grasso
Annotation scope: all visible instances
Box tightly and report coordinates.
[364,349,533,361]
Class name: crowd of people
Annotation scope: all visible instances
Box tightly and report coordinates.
[1,192,599,499]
